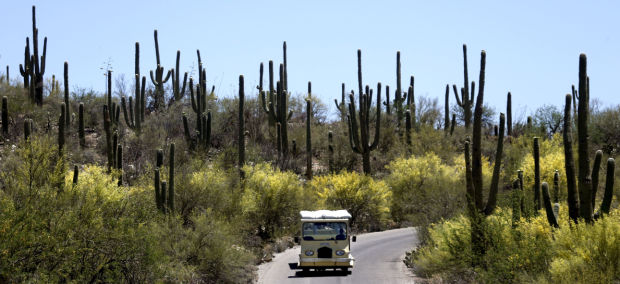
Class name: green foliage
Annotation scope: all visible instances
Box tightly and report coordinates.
[240,163,305,239]
[152,213,256,283]
[308,171,391,231]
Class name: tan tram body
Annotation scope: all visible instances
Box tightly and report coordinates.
[295,210,356,273]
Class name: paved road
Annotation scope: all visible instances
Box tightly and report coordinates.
[257,227,418,284]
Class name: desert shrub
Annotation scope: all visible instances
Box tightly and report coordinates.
[175,160,240,221]
[308,171,391,231]
[240,163,306,239]
[385,152,466,241]
[153,213,256,284]
[412,206,620,283]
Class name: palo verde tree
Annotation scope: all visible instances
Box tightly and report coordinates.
[346,49,381,175]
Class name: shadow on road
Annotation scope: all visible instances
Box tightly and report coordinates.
[287,263,351,278]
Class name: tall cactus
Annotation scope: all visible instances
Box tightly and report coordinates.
[576,54,593,223]
[335,83,347,119]
[116,144,123,186]
[168,143,175,212]
[405,110,412,145]
[24,119,32,141]
[306,82,313,180]
[384,85,391,116]
[72,165,79,185]
[590,150,603,209]
[121,43,145,132]
[154,149,164,211]
[563,94,579,223]
[24,6,47,106]
[184,77,211,150]
[453,45,474,129]
[506,92,512,136]
[238,75,245,178]
[533,137,542,212]
[464,50,505,216]
[328,131,334,173]
[444,84,450,133]
[103,105,113,172]
[408,85,416,131]
[598,158,615,216]
[541,182,559,228]
[394,51,407,128]
[346,49,381,174]
[78,102,85,148]
[19,38,31,89]
[63,62,70,127]
[2,96,8,136]
[170,50,188,104]
[58,103,65,153]
[149,30,171,110]
[450,113,456,135]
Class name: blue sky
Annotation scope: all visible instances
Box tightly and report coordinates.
[1,1,619,121]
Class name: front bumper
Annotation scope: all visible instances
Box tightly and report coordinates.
[298,255,355,268]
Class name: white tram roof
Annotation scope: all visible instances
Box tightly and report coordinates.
[300,210,352,220]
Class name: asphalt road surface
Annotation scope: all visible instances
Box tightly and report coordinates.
[257,227,419,284]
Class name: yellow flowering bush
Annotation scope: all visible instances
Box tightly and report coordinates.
[308,171,391,231]
[412,204,620,283]
[240,163,306,239]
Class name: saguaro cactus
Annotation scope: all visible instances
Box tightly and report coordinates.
[72,165,79,185]
[116,144,123,186]
[576,54,593,223]
[444,84,450,133]
[170,50,188,104]
[24,119,32,141]
[183,78,211,150]
[335,83,347,119]
[168,143,175,212]
[58,103,65,152]
[506,92,512,136]
[591,150,603,209]
[121,43,145,132]
[25,6,47,106]
[346,49,381,174]
[598,158,615,216]
[149,30,171,109]
[154,149,164,211]
[78,103,85,148]
[393,51,408,128]
[2,96,8,136]
[103,105,113,172]
[563,94,579,223]
[238,75,245,177]
[453,44,474,129]
[328,131,334,173]
[450,114,456,135]
[62,62,70,126]
[464,50,506,216]
[533,137,542,212]
[19,38,31,89]
[306,81,313,180]
[541,182,559,228]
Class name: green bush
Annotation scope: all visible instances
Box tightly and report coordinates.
[153,213,256,284]
[308,171,391,231]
